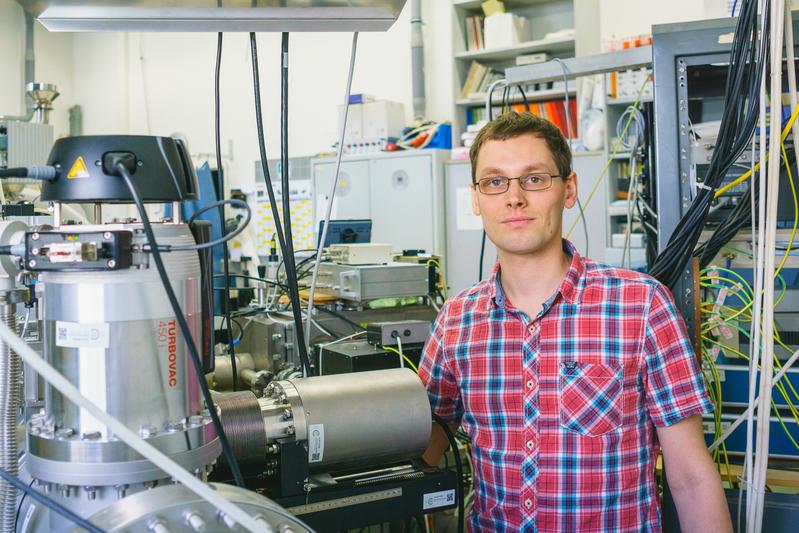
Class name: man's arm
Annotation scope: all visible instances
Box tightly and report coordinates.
[657,415,732,533]
[422,420,460,467]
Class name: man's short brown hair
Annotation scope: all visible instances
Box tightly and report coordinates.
[468,111,572,183]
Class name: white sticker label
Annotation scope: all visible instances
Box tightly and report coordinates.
[308,423,325,463]
[423,489,456,510]
[21,503,36,532]
[55,321,109,349]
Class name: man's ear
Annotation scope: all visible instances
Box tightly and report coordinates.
[563,171,578,209]
[471,183,481,216]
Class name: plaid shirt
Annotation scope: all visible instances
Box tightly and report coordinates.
[419,240,712,532]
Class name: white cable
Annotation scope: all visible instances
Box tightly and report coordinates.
[745,2,769,521]
[484,78,508,119]
[396,336,404,369]
[740,87,760,533]
[305,32,359,354]
[0,320,264,532]
[750,3,784,529]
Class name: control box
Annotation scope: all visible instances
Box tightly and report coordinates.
[316,262,429,302]
[24,230,133,271]
[317,340,397,375]
[366,320,431,347]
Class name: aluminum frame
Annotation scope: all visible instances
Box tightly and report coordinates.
[16,0,407,32]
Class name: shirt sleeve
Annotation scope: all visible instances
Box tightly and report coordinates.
[643,282,714,427]
[418,302,463,424]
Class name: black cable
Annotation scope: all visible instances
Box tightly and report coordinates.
[314,306,365,332]
[150,201,252,252]
[0,468,105,533]
[650,0,767,287]
[517,85,531,113]
[214,30,234,387]
[0,166,56,180]
[14,479,34,530]
[0,168,29,178]
[478,230,487,282]
[431,413,464,533]
[187,199,248,227]
[250,32,312,377]
[113,162,245,488]
[477,83,502,284]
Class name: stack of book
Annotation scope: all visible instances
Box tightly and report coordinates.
[459,61,503,100]
[465,99,578,139]
[465,15,485,51]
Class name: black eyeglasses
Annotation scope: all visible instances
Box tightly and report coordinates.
[475,173,563,195]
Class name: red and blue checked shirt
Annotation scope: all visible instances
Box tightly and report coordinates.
[418,240,713,532]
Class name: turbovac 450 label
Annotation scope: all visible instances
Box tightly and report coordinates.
[157,319,178,388]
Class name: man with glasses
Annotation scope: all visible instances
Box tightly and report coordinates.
[419,112,731,532]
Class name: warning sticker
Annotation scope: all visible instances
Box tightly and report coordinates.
[55,321,109,349]
[308,423,325,463]
[67,156,90,179]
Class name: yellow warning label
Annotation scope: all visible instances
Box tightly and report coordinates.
[67,156,90,179]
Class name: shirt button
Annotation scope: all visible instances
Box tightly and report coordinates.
[526,380,534,389]
[528,325,535,333]
[525,499,533,509]
[526,440,534,450]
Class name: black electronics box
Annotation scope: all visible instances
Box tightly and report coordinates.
[317,340,400,375]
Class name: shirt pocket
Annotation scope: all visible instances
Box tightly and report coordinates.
[558,361,623,437]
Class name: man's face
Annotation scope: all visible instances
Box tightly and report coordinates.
[471,133,578,258]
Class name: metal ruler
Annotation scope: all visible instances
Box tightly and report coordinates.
[286,488,403,515]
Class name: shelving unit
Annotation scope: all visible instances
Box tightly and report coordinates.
[453,34,576,61]
[451,0,579,142]
[603,75,653,269]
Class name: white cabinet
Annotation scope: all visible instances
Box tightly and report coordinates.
[311,150,448,256]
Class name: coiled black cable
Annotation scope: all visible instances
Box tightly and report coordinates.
[650,0,768,287]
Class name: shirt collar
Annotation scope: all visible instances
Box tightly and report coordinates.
[488,239,585,310]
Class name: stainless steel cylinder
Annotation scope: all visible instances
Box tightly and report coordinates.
[39,223,202,438]
[28,222,217,487]
[262,368,431,470]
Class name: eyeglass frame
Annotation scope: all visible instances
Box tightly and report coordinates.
[473,172,566,195]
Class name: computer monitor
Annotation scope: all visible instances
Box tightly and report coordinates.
[318,219,372,247]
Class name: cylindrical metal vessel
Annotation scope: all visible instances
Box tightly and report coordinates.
[22,222,219,529]
[260,368,431,470]
[38,223,202,435]
[289,368,431,468]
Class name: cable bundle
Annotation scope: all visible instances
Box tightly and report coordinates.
[649,0,769,288]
